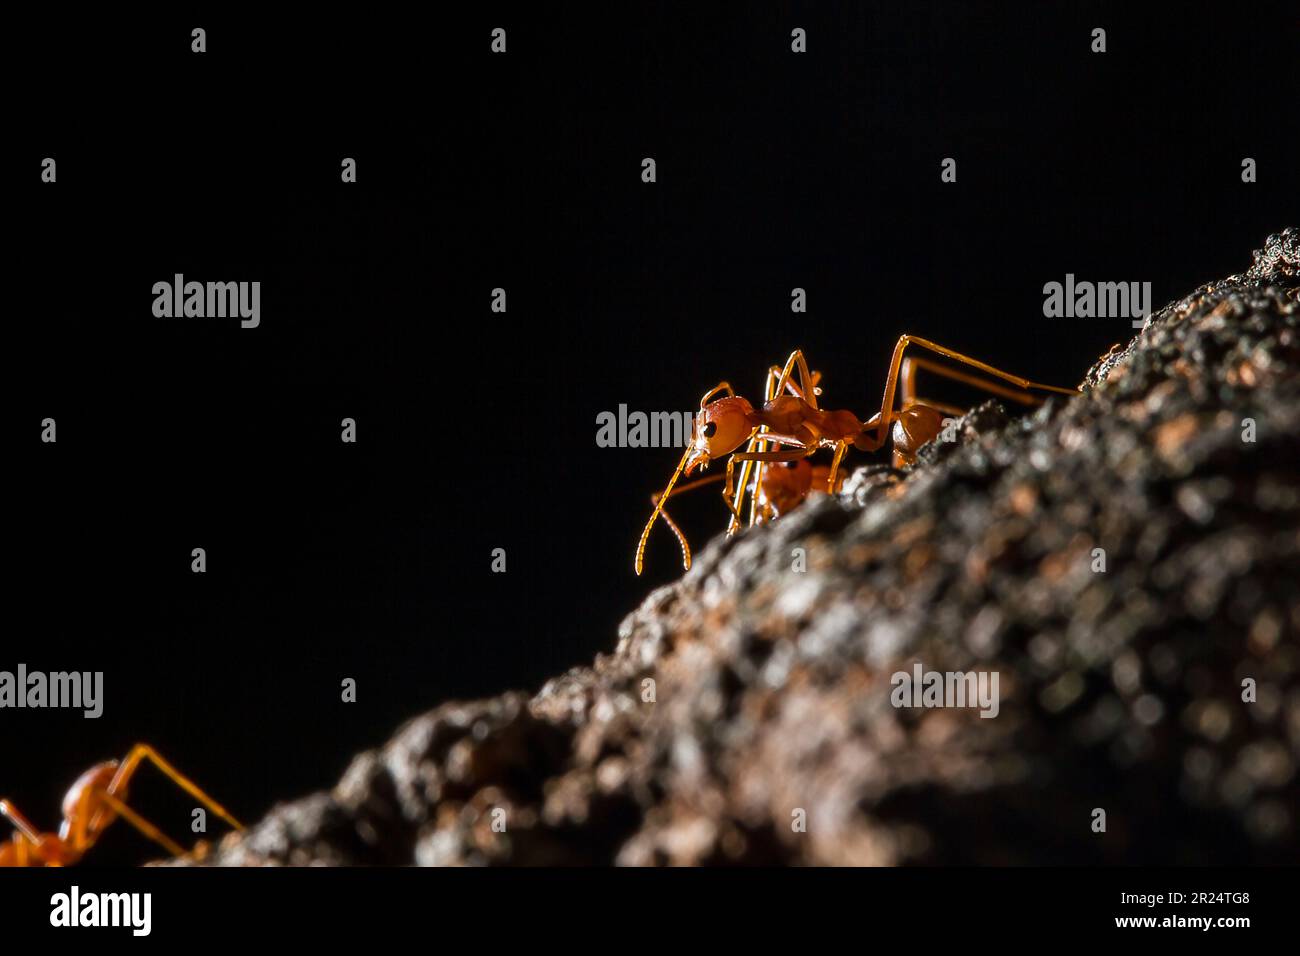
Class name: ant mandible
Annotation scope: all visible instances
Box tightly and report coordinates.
[0,743,243,866]
[636,336,1078,574]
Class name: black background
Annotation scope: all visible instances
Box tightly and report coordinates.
[5,3,1297,866]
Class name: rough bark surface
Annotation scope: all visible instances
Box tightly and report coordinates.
[173,230,1300,866]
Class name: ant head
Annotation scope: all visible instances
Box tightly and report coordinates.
[687,396,755,473]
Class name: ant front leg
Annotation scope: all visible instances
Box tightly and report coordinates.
[722,454,748,526]
[826,440,850,492]
[729,449,816,486]
[730,432,814,473]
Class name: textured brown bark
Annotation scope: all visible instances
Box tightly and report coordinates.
[171,230,1299,866]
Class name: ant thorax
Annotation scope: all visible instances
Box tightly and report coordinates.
[755,394,811,436]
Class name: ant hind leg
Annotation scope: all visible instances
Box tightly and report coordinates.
[86,788,187,858]
[901,355,1045,410]
[872,335,1078,447]
[108,744,243,832]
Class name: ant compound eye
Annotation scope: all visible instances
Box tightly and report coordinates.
[702,421,718,438]
[784,461,799,470]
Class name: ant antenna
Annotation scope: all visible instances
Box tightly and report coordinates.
[636,445,692,575]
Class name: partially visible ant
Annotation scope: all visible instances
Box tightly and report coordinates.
[636,337,1078,574]
[0,743,243,866]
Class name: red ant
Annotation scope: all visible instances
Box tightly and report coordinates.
[636,337,1077,574]
[0,743,243,866]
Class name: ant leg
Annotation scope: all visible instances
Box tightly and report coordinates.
[722,446,779,528]
[872,335,1078,446]
[731,431,813,464]
[907,398,966,417]
[733,432,809,455]
[901,355,1043,409]
[730,448,814,465]
[771,351,820,410]
[765,366,822,403]
[1,803,54,866]
[88,788,187,858]
[723,455,748,523]
[65,778,167,859]
[728,435,814,527]
[698,381,735,407]
[899,359,965,417]
[826,440,850,492]
[105,744,243,833]
[732,451,759,533]
[730,364,787,534]
[0,801,41,844]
